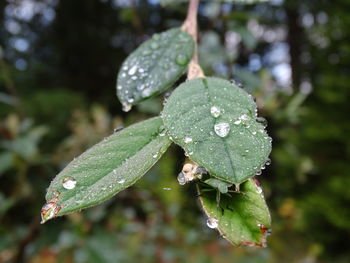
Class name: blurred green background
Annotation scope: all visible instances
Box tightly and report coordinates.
[0,0,349,262]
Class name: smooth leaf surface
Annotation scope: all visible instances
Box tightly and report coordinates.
[116,28,194,109]
[198,178,271,247]
[42,117,171,223]
[162,77,271,185]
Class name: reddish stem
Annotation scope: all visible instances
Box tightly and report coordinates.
[181,0,205,80]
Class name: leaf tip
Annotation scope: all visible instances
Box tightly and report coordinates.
[40,192,62,224]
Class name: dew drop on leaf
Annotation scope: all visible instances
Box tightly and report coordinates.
[128,65,137,75]
[122,103,132,112]
[141,88,152,98]
[142,49,152,56]
[214,122,230,137]
[184,137,193,143]
[206,217,219,229]
[62,176,77,190]
[151,42,159,49]
[118,179,125,184]
[210,106,221,118]
[177,172,187,185]
[175,54,188,66]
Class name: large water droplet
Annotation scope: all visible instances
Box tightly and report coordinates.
[62,177,77,190]
[151,42,159,49]
[206,217,218,229]
[177,172,187,185]
[214,122,230,137]
[122,103,132,112]
[184,137,192,143]
[141,88,152,98]
[210,106,221,118]
[128,65,137,75]
[175,54,188,66]
[265,158,271,166]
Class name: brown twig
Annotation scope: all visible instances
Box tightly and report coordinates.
[181,0,205,80]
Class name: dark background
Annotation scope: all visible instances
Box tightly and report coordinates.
[0,0,349,262]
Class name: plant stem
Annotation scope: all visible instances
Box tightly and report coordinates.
[181,0,205,80]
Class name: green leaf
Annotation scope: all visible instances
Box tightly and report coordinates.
[198,178,271,247]
[116,28,194,110]
[162,77,271,185]
[42,117,171,223]
[160,0,269,6]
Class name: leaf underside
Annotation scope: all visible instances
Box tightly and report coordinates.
[116,28,194,108]
[162,77,271,185]
[43,117,171,222]
[198,179,271,247]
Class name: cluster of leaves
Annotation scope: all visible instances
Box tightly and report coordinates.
[42,2,272,247]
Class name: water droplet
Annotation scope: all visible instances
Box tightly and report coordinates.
[206,217,219,229]
[214,122,230,137]
[252,131,257,135]
[265,158,271,166]
[256,117,268,127]
[240,114,249,121]
[151,42,159,49]
[256,170,262,176]
[175,54,188,66]
[141,88,152,97]
[117,85,122,90]
[184,137,192,143]
[122,103,132,112]
[128,65,137,75]
[153,34,160,40]
[152,153,158,158]
[177,172,187,185]
[142,49,152,56]
[62,177,77,190]
[256,186,263,194]
[234,119,241,125]
[118,179,125,184]
[210,106,221,118]
[127,97,135,104]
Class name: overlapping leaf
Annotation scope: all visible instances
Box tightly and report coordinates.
[116,28,194,110]
[162,77,271,185]
[160,0,268,6]
[42,117,171,223]
[198,178,271,247]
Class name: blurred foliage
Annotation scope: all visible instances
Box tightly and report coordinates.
[0,0,349,262]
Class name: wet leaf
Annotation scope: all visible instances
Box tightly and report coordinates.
[160,0,268,6]
[42,117,171,223]
[116,28,194,110]
[162,77,271,185]
[198,178,271,247]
